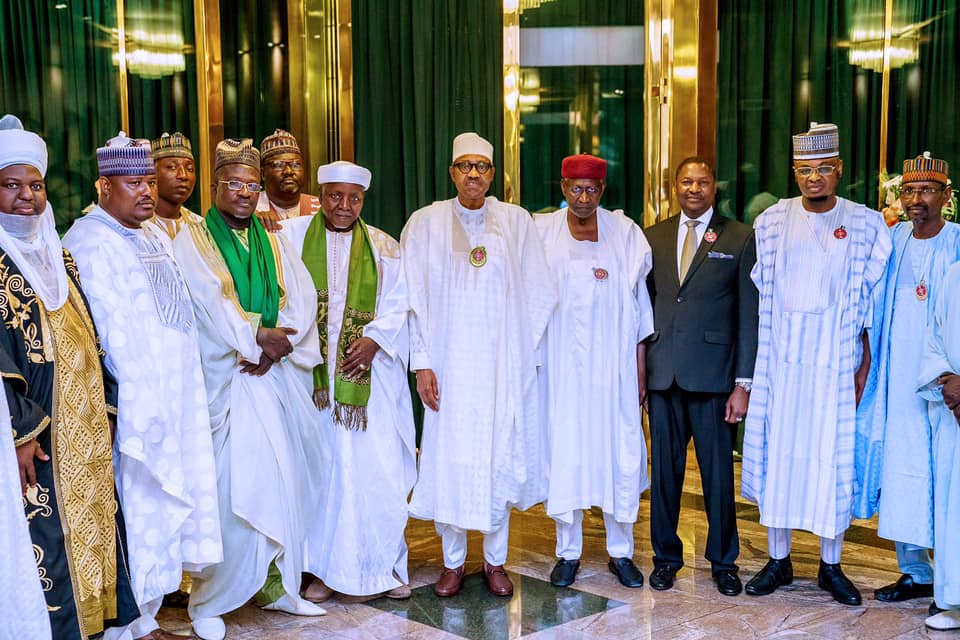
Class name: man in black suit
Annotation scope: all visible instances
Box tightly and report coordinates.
[643,156,758,596]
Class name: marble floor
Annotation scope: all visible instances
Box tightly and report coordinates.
[158,452,947,639]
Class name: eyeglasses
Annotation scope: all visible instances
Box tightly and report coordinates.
[567,185,601,197]
[794,165,837,178]
[325,192,363,205]
[218,180,262,192]
[268,160,302,171]
[453,160,493,175]
[901,186,943,197]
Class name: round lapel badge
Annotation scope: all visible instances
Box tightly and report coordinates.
[704,229,717,243]
[593,267,609,281]
[916,281,928,301]
[834,225,847,239]
[469,246,487,268]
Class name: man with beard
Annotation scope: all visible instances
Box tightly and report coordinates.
[402,132,556,598]
[644,156,758,596]
[146,132,202,246]
[742,123,892,605]
[856,153,960,608]
[256,129,320,226]
[173,139,328,639]
[535,154,653,590]
[0,115,139,639]
[63,132,223,640]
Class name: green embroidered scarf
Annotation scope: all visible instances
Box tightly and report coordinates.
[205,204,280,328]
[302,215,378,430]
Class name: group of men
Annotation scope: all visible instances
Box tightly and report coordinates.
[1,114,958,640]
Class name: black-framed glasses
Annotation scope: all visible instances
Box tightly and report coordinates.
[218,180,262,192]
[794,165,837,178]
[268,160,303,171]
[453,160,493,175]
[901,186,943,197]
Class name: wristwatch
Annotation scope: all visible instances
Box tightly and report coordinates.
[735,380,752,393]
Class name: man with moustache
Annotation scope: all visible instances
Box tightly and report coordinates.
[0,115,139,639]
[63,132,223,640]
[173,139,328,640]
[256,129,320,226]
[742,123,892,605]
[146,132,202,246]
[644,156,758,596]
[402,132,556,598]
[282,161,416,603]
[535,154,653,589]
[856,153,960,608]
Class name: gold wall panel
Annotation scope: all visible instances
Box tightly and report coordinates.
[194,0,224,213]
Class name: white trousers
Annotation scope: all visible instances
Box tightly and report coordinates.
[102,595,160,640]
[554,510,634,560]
[768,527,844,564]
[437,514,510,568]
[896,541,934,583]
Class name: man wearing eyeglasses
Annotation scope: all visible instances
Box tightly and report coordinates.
[644,156,758,597]
[402,132,556,598]
[855,153,960,611]
[173,139,330,639]
[256,129,320,224]
[742,123,892,606]
[535,154,653,590]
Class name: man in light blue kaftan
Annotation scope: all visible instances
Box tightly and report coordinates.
[856,153,959,605]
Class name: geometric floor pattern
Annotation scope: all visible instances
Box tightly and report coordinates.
[158,450,940,639]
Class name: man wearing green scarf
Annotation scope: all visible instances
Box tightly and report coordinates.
[172,139,331,640]
[281,160,416,604]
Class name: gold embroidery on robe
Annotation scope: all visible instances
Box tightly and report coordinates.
[47,281,119,636]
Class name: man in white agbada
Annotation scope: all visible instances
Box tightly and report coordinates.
[145,132,203,246]
[535,153,652,589]
[742,123,892,605]
[61,133,222,640]
[402,132,557,598]
[282,160,416,603]
[172,139,328,640]
[917,261,960,631]
[855,153,960,606]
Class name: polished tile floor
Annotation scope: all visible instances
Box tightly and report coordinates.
[158,453,945,639]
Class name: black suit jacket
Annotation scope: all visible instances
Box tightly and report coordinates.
[643,212,759,393]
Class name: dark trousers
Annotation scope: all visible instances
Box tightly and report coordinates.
[648,383,739,573]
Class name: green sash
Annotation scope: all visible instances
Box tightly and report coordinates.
[205,204,280,328]
[302,215,378,430]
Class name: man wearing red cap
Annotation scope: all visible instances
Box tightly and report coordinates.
[535,154,653,589]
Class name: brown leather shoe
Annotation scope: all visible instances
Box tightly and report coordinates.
[482,562,514,597]
[434,565,465,597]
[301,578,335,603]
[137,630,198,640]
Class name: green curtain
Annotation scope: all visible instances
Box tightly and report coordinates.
[518,1,644,221]
[351,0,504,241]
[126,0,201,213]
[220,0,290,146]
[0,1,121,231]
[716,0,885,222]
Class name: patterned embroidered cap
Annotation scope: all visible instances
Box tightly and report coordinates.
[97,131,155,177]
[215,138,260,172]
[792,122,840,160]
[151,131,193,161]
[902,151,949,185]
[260,128,301,162]
[0,114,48,176]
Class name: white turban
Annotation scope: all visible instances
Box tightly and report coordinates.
[316,160,372,190]
[451,132,493,164]
[0,115,48,176]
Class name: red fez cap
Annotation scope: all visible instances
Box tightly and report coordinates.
[562,154,607,180]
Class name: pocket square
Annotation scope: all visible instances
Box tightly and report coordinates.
[707,251,734,260]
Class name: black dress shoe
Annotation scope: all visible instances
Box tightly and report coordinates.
[745,556,793,596]
[818,561,862,606]
[608,557,644,588]
[874,574,934,602]
[550,558,580,587]
[930,601,945,616]
[649,565,677,591]
[714,570,743,596]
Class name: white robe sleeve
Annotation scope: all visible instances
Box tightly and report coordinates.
[918,267,960,401]
[628,220,655,343]
[400,213,432,371]
[274,233,322,369]
[517,211,558,349]
[362,250,409,364]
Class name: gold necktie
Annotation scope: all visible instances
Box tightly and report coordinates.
[679,219,700,282]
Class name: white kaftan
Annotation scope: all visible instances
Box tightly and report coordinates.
[62,208,222,611]
[535,208,654,524]
[172,220,329,620]
[283,217,416,596]
[854,221,960,547]
[917,261,960,608]
[742,197,891,538]
[402,197,557,533]
[144,207,203,250]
